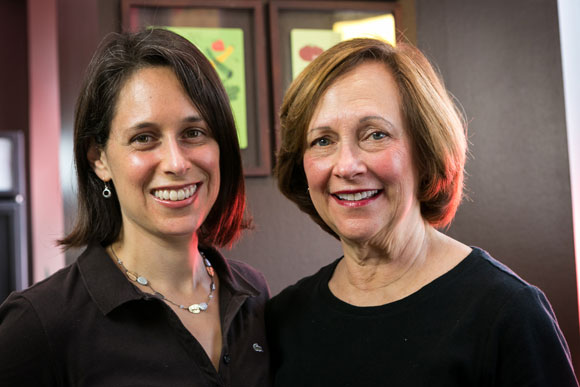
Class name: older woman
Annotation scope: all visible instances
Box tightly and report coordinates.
[268,38,577,386]
[0,29,271,386]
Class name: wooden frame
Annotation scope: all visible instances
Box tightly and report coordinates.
[121,0,271,176]
[0,131,28,301]
[269,1,401,148]
[0,131,26,198]
[0,201,29,300]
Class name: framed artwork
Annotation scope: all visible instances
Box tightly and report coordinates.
[122,0,271,176]
[269,1,401,148]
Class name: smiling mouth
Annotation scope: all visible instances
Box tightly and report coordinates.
[152,184,197,201]
[333,190,380,201]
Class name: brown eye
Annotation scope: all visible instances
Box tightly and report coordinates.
[132,134,153,144]
[184,129,203,139]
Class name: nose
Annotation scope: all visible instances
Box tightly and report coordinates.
[333,142,366,180]
[162,138,190,176]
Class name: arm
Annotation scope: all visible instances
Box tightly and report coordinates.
[0,294,57,386]
[488,286,578,386]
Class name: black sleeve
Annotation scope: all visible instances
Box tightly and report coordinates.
[0,293,57,386]
[489,286,578,386]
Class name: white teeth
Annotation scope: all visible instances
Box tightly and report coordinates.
[336,190,378,201]
[153,185,197,202]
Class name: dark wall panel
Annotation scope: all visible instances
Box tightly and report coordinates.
[0,0,30,290]
[0,0,28,133]
[416,0,579,371]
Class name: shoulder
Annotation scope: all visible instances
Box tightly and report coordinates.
[5,262,79,314]
[227,258,269,293]
[0,283,64,384]
[458,247,554,322]
[460,247,532,295]
[486,284,577,385]
[200,246,270,299]
[0,291,44,331]
[0,245,104,334]
[467,248,577,385]
[267,258,340,317]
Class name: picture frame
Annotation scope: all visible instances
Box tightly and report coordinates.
[0,130,28,302]
[121,0,271,176]
[0,131,26,198]
[269,1,402,148]
[0,201,29,302]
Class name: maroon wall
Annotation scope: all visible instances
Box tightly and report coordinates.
[0,0,30,283]
[0,0,28,133]
[416,0,580,372]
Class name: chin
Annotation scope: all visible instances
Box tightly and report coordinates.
[335,221,397,247]
[154,224,199,239]
[333,219,381,238]
[335,228,377,244]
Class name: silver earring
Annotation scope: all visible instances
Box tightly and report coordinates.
[102,181,112,199]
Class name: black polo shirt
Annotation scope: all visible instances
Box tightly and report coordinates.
[0,244,272,386]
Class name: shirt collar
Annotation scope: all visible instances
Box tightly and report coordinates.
[200,245,259,298]
[77,243,259,316]
[77,243,142,315]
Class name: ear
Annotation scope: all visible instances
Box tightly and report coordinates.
[87,141,111,182]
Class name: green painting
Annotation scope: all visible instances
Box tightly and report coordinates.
[164,27,248,149]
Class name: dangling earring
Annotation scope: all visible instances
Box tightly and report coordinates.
[102,181,112,199]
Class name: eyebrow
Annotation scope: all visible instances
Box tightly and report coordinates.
[359,115,395,129]
[308,115,395,134]
[183,115,205,124]
[307,126,331,135]
[129,115,205,131]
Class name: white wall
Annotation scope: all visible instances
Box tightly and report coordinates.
[558,0,580,319]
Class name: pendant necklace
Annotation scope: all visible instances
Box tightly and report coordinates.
[110,245,216,314]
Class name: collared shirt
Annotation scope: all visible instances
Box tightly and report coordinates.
[0,244,272,386]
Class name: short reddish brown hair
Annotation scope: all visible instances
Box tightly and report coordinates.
[276,38,467,238]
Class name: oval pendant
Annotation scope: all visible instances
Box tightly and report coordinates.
[188,304,201,314]
[137,276,148,286]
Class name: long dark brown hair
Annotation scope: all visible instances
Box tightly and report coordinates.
[60,29,248,249]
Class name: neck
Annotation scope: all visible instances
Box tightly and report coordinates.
[339,217,431,289]
[331,202,446,305]
[110,229,206,295]
[331,218,471,306]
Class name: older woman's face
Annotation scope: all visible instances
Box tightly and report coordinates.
[303,62,420,244]
[92,66,220,241]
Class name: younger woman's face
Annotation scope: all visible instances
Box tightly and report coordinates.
[91,66,220,242]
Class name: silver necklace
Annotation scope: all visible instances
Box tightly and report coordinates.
[110,245,216,314]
